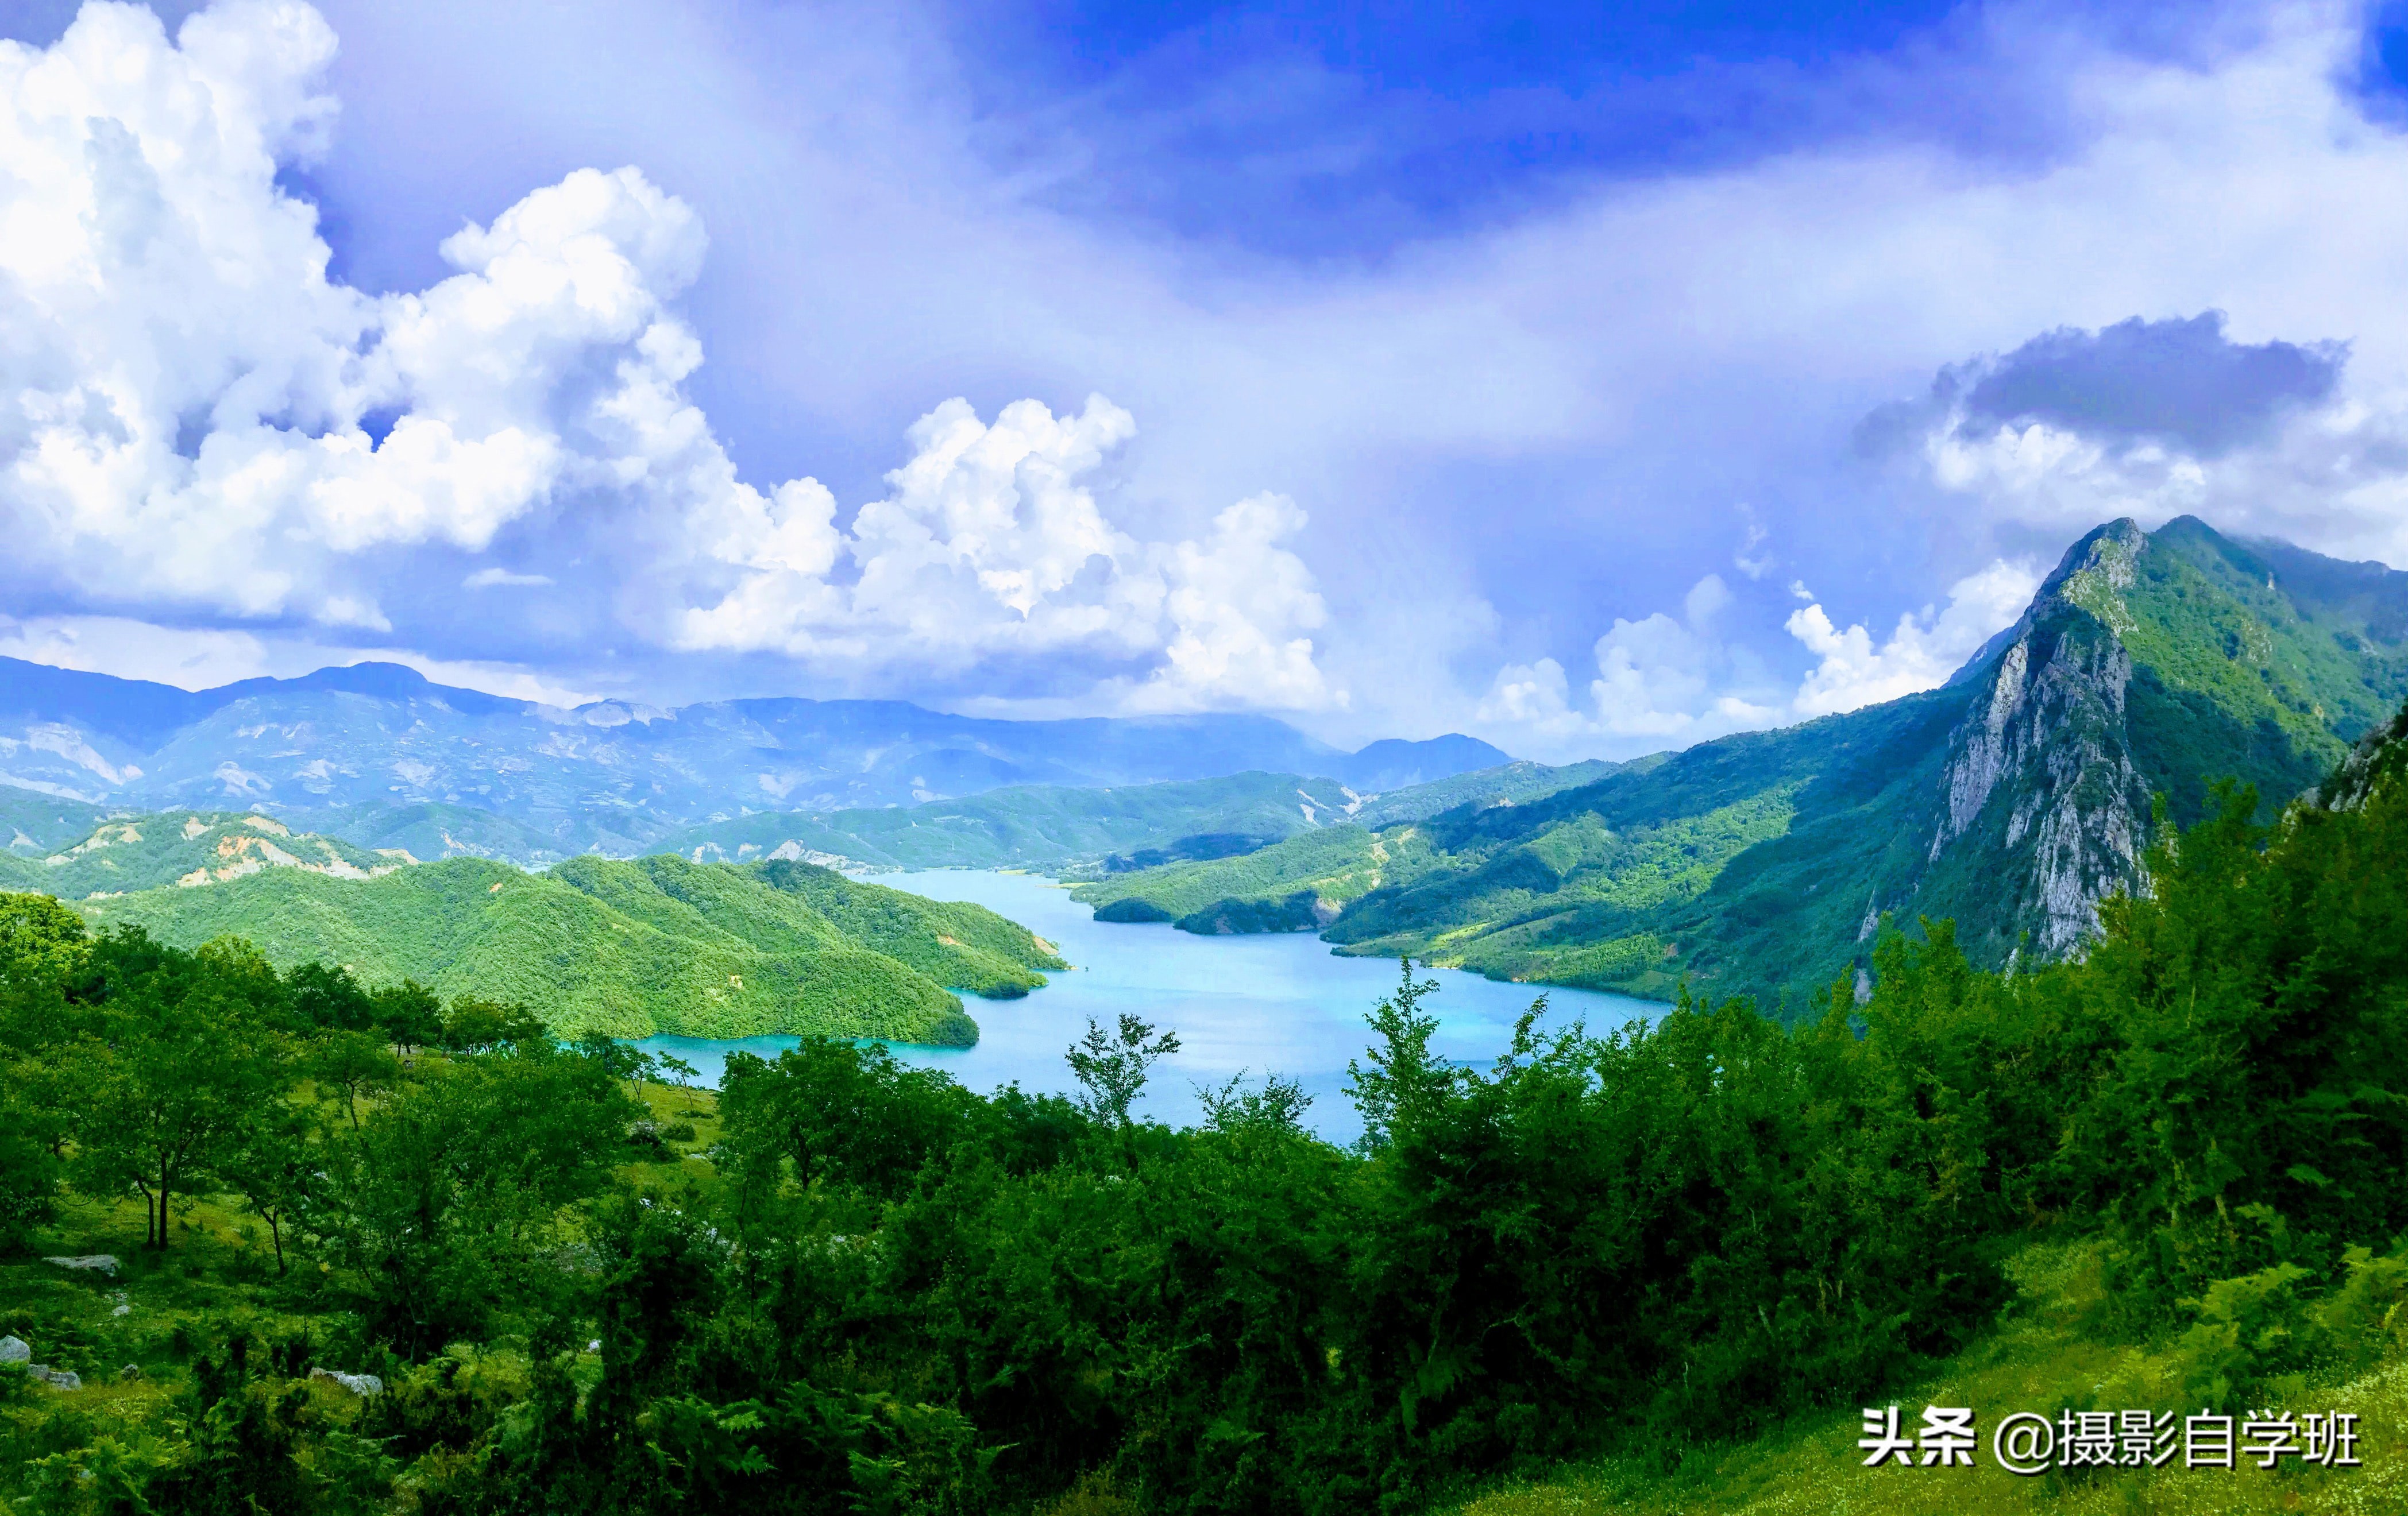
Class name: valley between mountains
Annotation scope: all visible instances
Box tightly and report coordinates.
[5,514,2406,1041]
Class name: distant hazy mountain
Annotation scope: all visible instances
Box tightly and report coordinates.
[1080,517,2408,1011]
[655,760,1622,875]
[0,659,1509,858]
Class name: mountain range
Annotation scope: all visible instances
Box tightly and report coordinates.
[8,512,2405,1035]
[0,658,1510,860]
[1078,516,2408,1012]
[655,759,1622,874]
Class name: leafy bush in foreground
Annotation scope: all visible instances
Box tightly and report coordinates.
[2,724,2406,1512]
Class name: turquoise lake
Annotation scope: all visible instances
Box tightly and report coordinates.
[635,869,1657,1144]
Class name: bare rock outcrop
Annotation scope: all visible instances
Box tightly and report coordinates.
[2318,698,2408,812]
[1925,521,2155,956]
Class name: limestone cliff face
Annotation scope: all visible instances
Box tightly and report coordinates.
[1926,521,2156,956]
[2319,698,2408,812]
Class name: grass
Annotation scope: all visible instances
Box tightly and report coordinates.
[15,1093,2408,1514]
[1446,1242,2408,1516]
[0,1073,726,1441]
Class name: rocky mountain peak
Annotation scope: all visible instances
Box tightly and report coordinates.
[1925,520,2154,955]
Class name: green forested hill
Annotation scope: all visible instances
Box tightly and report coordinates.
[0,788,110,857]
[0,810,404,900]
[1078,824,1436,930]
[73,855,1063,1044]
[747,858,1068,995]
[660,771,1362,871]
[286,800,577,866]
[1084,517,2408,1012]
[657,761,1624,876]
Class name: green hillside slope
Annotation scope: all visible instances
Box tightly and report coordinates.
[750,858,1066,995]
[657,762,1623,877]
[1074,824,1435,930]
[73,855,1059,1045]
[1083,517,2408,1012]
[291,799,578,865]
[662,771,1359,872]
[1,809,404,900]
[0,788,111,857]
[1349,756,1627,827]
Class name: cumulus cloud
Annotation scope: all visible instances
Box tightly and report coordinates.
[1475,573,1778,751]
[0,2,709,623]
[1473,560,2040,756]
[1859,311,2408,563]
[1786,560,2040,717]
[673,395,1337,709]
[0,1,1335,712]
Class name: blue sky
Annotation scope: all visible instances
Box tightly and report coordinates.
[4,0,2407,759]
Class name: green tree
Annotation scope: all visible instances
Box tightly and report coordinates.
[285,959,376,1032]
[311,1028,402,1132]
[441,993,547,1054]
[1065,1013,1180,1131]
[315,1041,638,1351]
[0,892,87,1248]
[0,891,89,985]
[717,1038,983,1212]
[222,1093,315,1275]
[369,979,444,1057]
[72,931,285,1250]
[1341,957,1448,1154]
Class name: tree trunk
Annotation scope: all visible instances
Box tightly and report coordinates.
[159,1155,172,1250]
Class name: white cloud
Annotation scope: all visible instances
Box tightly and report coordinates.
[1786,559,2040,717]
[1732,512,1773,581]
[1890,401,2408,573]
[1473,560,2038,757]
[673,395,1337,709]
[0,3,707,622]
[1476,657,1581,736]
[1476,574,1779,753]
[0,2,1335,713]
[15,0,2408,743]
[1593,613,1719,737]
[0,614,284,691]
[0,611,599,705]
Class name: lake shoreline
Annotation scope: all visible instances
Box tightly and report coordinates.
[642,867,1658,1144]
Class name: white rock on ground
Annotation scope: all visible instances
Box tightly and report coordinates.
[308,1368,384,1395]
[42,1255,119,1275]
